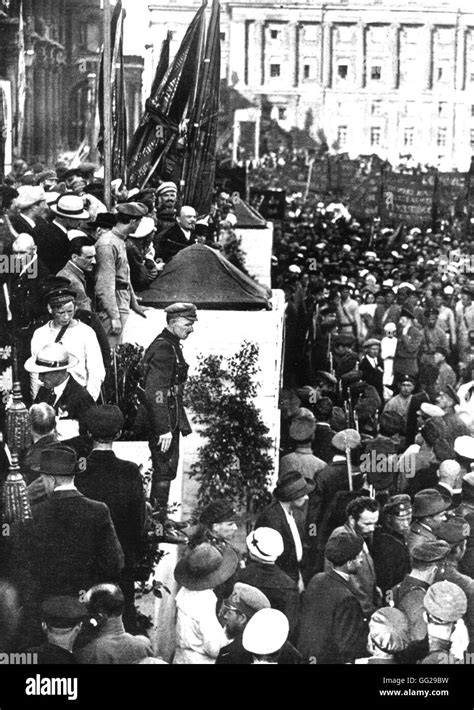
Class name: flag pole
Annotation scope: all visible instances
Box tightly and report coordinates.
[103,0,112,209]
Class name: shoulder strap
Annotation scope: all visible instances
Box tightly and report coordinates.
[55,323,70,343]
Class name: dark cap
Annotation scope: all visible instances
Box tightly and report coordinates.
[424,307,439,317]
[164,302,198,321]
[379,411,405,436]
[325,530,363,566]
[399,374,416,385]
[333,333,355,348]
[273,471,315,502]
[199,501,238,527]
[41,596,87,627]
[410,539,451,563]
[115,202,148,217]
[383,494,412,518]
[46,288,76,307]
[437,517,471,546]
[87,212,117,229]
[86,405,124,440]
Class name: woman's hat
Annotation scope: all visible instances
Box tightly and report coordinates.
[273,471,315,502]
[174,543,238,591]
[24,343,79,373]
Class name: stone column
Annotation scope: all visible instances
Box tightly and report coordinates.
[390,23,400,89]
[288,21,299,87]
[423,24,433,90]
[356,21,366,89]
[322,22,332,88]
[456,24,466,91]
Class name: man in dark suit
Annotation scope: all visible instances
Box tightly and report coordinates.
[297,530,368,664]
[140,302,197,518]
[75,405,145,631]
[312,396,336,463]
[10,444,124,643]
[9,186,46,237]
[255,472,314,588]
[393,307,423,383]
[25,343,95,436]
[34,193,89,274]
[155,205,197,263]
[360,338,384,402]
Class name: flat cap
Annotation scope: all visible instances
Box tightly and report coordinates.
[199,500,238,526]
[115,201,148,217]
[46,288,76,307]
[412,489,450,518]
[228,583,270,619]
[331,428,361,452]
[85,405,124,440]
[410,539,451,563]
[369,607,410,653]
[16,185,46,210]
[383,494,412,518]
[242,608,289,655]
[296,385,318,406]
[41,596,87,626]
[333,333,356,348]
[156,181,178,196]
[314,371,337,387]
[246,527,284,563]
[289,407,316,441]
[437,517,471,546]
[454,436,474,461]
[364,338,381,349]
[164,302,198,321]
[424,581,467,622]
[325,529,363,566]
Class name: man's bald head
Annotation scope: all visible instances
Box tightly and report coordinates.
[438,459,462,488]
[177,205,197,231]
[12,233,36,254]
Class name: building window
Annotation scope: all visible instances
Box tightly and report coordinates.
[278,107,287,120]
[270,64,281,78]
[304,64,311,79]
[470,129,474,148]
[471,105,474,117]
[371,101,382,116]
[437,67,443,81]
[337,126,347,146]
[404,128,414,146]
[220,32,226,41]
[437,127,447,147]
[371,66,382,80]
[271,29,279,40]
[337,64,348,79]
[371,127,381,146]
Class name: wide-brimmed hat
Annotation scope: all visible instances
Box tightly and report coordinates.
[50,194,89,220]
[273,471,315,502]
[289,407,316,441]
[24,343,79,373]
[174,543,238,591]
[412,489,450,518]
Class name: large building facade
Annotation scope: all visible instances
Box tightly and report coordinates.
[148,0,474,170]
[0,0,143,170]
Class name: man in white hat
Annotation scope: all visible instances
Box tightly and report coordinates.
[35,194,89,274]
[238,527,299,639]
[10,186,46,239]
[25,343,96,438]
[125,216,158,292]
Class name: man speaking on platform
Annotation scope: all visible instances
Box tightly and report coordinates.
[140,302,198,533]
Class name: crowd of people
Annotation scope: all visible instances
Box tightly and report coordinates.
[1,151,474,665]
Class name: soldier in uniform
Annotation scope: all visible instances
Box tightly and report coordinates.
[407,489,450,555]
[141,302,197,524]
[372,494,412,599]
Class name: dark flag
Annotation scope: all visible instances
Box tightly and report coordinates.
[98,0,127,181]
[126,4,206,189]
[181,0,221,215]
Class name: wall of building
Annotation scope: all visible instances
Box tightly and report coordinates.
[148,0,474,170]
